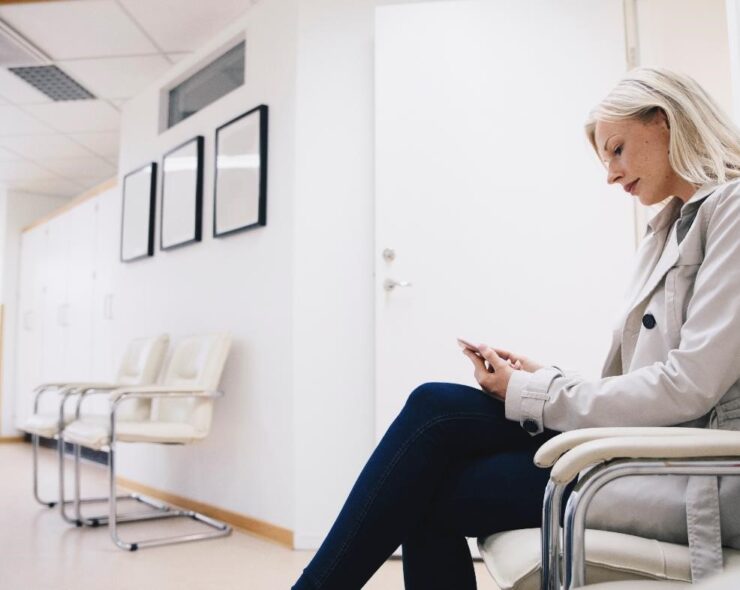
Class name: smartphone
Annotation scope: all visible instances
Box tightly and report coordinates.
[456,337,481,352]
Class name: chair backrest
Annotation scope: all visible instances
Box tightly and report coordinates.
[114,334,169,420]
[150,333,232,434]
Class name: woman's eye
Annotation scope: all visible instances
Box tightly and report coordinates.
[614,145,623,156]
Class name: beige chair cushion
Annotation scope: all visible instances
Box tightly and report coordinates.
[63,419,206,450]
[478,528,740,590]
[21,413,69,438]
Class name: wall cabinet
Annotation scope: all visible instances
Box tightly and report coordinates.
[15,190,118,426]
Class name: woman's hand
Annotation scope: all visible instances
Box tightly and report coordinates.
[462,346,517,400]
[490,348,544,373]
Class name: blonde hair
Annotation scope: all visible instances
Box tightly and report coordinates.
[585,67,740,185]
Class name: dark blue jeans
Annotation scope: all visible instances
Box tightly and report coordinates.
[292,382,559,589]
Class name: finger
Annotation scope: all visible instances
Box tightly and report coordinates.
[462,348,486,368]
[514,359,522,369]
[479,346,507,369]
[493,347,516,361]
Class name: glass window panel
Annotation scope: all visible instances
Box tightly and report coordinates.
[168,41,245,128]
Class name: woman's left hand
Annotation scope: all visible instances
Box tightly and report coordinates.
[462,345,515,400]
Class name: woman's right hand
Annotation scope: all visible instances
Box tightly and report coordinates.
[491,348,544,373]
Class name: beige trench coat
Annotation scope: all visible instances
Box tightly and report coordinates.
[504,180,740,579]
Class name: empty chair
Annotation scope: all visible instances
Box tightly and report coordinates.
[21,334,168,522]
[61,332,232,550]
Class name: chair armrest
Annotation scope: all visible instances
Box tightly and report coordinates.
[549,432,740,483]
[534,427,730,467]
[74,384,137,417]
[109,386,223,406]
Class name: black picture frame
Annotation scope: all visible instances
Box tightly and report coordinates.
[160,135,204,251]
[213,104,268,237]
[120,162,157,262]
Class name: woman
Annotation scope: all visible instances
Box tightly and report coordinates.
[292,67,740,589]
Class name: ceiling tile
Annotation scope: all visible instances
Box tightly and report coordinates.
[40,156,116,179]
[0,159,56,181]
[66,131,120,160]
[166,52,191,64]
[8,177,83,198]
[58,55,171,99]
[0,0,159,60]
[0,134,97,160]
[119,0,252,52]
[0,69,51,105]
[0,104,54,135]
[22,100,120,133]
[0,146,23,162]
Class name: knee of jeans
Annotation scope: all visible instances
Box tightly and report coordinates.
[406,382,457,414]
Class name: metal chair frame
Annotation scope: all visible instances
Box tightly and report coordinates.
[30,384,125,526]
[61,387,232,550]
[539,457,740,590]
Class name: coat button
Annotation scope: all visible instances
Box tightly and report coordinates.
[642,313,656,329]
[522,419,539,433]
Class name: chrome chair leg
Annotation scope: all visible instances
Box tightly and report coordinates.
[540,480,565,590]
[32,433,57,507]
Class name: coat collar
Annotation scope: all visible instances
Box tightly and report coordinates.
[645,182,717,235]
[627,182,716,316]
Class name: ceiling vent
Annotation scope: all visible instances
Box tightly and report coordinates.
[0,19,49,67]
[9,65,95,101]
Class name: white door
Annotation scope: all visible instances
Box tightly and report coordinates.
[375,0,636,437]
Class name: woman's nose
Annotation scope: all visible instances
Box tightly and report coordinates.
[606,161,623,185]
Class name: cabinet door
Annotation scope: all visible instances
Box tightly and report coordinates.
[15,226,48,425]
[91,190,118,382]
[64,200,95,382]
[40,218,69,383]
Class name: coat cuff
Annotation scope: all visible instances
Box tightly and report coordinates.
[504,366,563,436]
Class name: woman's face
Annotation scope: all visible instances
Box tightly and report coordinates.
[594,113,697,205]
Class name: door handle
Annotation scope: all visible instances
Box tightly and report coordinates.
[384,279,412,292]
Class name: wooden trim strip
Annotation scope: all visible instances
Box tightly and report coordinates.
[22,177,118,233]
[0,436,25,443]
[116,476,294,548]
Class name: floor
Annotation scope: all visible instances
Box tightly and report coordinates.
[0,442,499,589]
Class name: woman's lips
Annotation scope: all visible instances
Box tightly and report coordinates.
[625,179,639,194]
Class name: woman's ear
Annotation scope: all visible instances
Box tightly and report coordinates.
[655,108,670,130]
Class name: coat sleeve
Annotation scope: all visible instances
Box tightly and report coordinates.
[505,191,740,435]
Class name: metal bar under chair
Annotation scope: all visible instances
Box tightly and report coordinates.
[107,390,231,550]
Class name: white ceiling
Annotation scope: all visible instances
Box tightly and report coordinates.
[0,0,254,198]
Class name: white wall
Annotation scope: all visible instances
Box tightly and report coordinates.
[291,0,442,549]
[637,0,733,114]
[1,190,70,435]
[115,0,299,530]
[114,0,434,545]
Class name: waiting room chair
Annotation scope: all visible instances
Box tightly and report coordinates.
[61,332,232,550]
[21,334,169,523]
[478,427,740,590]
